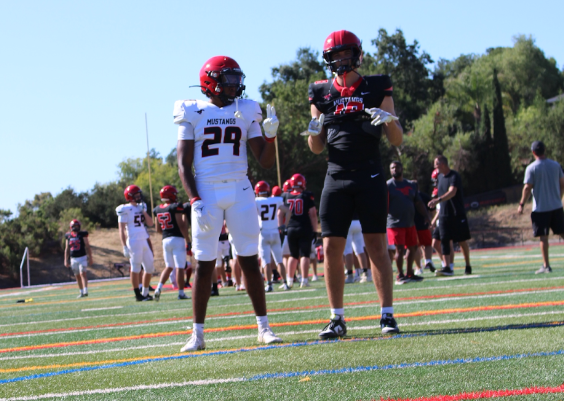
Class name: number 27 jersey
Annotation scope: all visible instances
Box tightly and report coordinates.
[174,98,263,182]
[256,196,284,231]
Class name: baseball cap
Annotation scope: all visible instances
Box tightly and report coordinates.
[531,141,545,154]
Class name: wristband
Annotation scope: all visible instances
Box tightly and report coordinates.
[519,203,524,207]
[264,136,276,143]
[438,197,442,202]
[190,197,201,205]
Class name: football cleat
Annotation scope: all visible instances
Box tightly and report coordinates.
[435,267,454,276]
[424,262,436,273]
[535,265,552,274]
[464,265,472,275]
[265,284,273,292]
[180,334,205,352]
[154,288,161,302]
[311,275,318,282]
[319,316,347,339]
[257,327,282,344]
[406,274,424,283]
[77,293,86,299]
[344,274,355,284]
[178,293,190,300]
[380,313,400,334]
[210,288,219,296]
[279,283,290,291]
[395,274,410,285]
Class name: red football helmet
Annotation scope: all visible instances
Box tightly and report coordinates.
[124,185,143,202]
[322,30,362,75]
[432,188,439,197]
[69,219,81,231]
[271,186,282,197]
[160,185,178,202]
[290,174,306,191]
[199,56,246,106]
[255,181,270,196]
[283,180,291,193]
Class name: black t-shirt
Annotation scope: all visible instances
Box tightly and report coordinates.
[308,75,393,172]
[65,231,88,258]
[284,191,315,230]
[437,170,466,217]
[154,202,187,239]
[414,190,433,230]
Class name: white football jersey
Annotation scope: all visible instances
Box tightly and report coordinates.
[256,196,284,231]
[174,98,263,182]
[116,204,149,241]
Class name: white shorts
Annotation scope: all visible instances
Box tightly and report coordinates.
[216,240,230,267]
[259,229,283,267]
[162,236,186,269]
[70,256,88,275]
[128,238,154,274]
[282,236,290,256]
[192,179,260,261]
[344,220,365,255]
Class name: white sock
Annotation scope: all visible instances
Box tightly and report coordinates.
[449,263,454,269]
[256,315,269,331]
[288,278,293,286]
[142,287,149,297]
[83,287,87,294]
[178,289,185,296]
[425,259,433,265]
[381,306,394,316]
[157,282,164,291]
[330,308,344,320]
[193,323,204,337]
[301,278,308,285]
[138,284,142,290]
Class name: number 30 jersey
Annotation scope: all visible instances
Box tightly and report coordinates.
[308,75,393,172]
[173,98,263,182]
[255,196,284,231]
[116,204,149,241]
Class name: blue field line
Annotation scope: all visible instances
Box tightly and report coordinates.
[1,320,563,385]
[247,349,564,381]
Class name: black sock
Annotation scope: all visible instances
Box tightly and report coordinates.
[212,283,218,291]
[134,288,141,296]
[363,268,368,273]
[346,270,353,275]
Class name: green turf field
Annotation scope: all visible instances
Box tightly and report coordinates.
[1,245,564,400]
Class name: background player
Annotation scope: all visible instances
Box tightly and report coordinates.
[305,30,403,338]
[153,185,190,301]
[176,55,282,351]
[255,180,292,291]
[284,174,318,288]
[116,185,155,301]
[64,219,93,298]
[344,212,370,283]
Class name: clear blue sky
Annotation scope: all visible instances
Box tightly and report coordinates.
[1,0,562,214]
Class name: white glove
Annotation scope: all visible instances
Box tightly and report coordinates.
[365,108,399,126]
[300,114,325,136]
[138,202,147,213]
[123,246,130,258]
[192,200,213,232]
[262,104,279,138]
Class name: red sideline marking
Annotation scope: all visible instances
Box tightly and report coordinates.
[2,299,563,354]
[381,384,564,400]
[3,286,564,337]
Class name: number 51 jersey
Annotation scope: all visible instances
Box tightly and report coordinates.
[174,99,263,182]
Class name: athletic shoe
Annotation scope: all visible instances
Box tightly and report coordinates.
[257,327,282,344]
[178,293,190,300]
[148,286,155,292]
[296,273,302,281]
[318,316,347,339]
[265,284,273,292]
[535,265,553,274]
[359,273,368,283]
[172,284,179,290]
[210,288,219,296]
[344,274,355,284]
[424,262,436,273]
[226,279,233,287]
[395,274,410,285]
[435,267,454,276]
[279,283,290,291]
[272,270,281,283]
[185,283,192,289]
[380,313,400,334]
[414,268,423,276]
[180,334,205,352]
[464,265,472,275]
[300,281,310,288]
[366,270,373,282]
[311,275,318,282]
[77,293,86,299]
[135,293,152,301]
[354,274,361,283]
[154,288,161,302]
[406,274,424,283]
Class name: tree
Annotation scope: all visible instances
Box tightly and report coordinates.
[492,69,514,187]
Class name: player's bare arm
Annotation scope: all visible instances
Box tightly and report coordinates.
[176,212,190,242]
[248,135,276,169]
[143,210,153,227]
[278,204,292,227]
[309,206,318,233]
[518,183,533,214]
[429,186,458,208]
[118,223,128,247]
[64,239,70,268]
[84,237,93,266]
[307,104,327,154]
[379,96,403,147]
[177,139,200,200]
[560,176,564,199]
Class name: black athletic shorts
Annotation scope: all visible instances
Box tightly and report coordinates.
[320,165,387,238]
[287,226,313,259]
[432,225,441,240]
[439,214,471,255]
[531,208,564,237]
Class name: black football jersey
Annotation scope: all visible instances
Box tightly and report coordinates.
[284,191,315,230]
[65,231,88,258]
[154,203,187,240]
[308,75,393,171]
